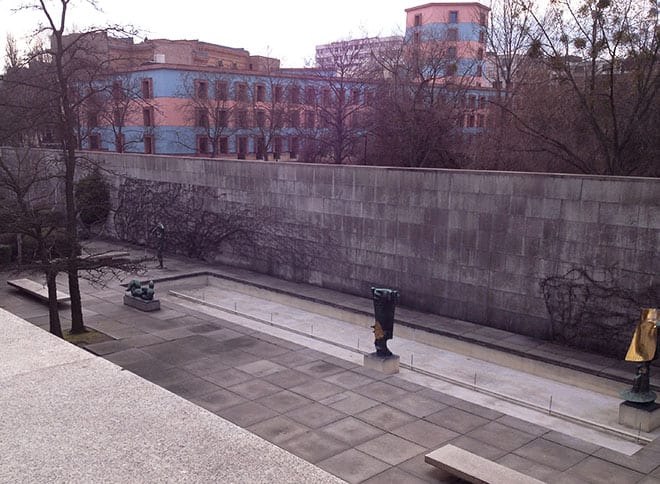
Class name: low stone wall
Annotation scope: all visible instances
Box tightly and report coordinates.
[48,150,660,353]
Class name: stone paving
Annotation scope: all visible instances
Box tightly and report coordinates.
[2,247,660,483]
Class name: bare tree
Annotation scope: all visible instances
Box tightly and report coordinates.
[95,72,155,153]
[503,0,660,176]
[368,32,473,168]
[3,0,141,333]
[305,38,376,164]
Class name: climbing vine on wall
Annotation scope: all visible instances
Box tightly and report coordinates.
[113,178,336,280]
[540,266,659,357]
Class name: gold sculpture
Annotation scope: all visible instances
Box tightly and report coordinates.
[625,308,659,362]
[621,308,659,404]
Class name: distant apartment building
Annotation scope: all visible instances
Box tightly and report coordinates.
[315,36,403,73]
[73,1,491,158]
[405,2,489,86]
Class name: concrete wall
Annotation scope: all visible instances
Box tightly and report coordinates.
[89,152,660,343]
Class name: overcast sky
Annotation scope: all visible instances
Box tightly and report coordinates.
[1,0,424,68]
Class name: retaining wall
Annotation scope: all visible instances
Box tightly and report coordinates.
[68,151,660,345]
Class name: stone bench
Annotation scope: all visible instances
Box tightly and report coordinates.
[7,279,70,304]
[425,445,544,484]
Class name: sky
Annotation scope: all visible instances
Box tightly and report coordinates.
[0,0,489,69]
[0,0,422,69]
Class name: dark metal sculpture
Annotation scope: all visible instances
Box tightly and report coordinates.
[620,308,659,403]
[371,287,399,357]
[151,222,165,268]
[127,280,155,301]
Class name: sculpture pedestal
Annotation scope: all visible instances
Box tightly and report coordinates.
[123,294,160,312]
[363,353,400,375]
[619,401,660,432]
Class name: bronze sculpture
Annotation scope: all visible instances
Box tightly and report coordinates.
[620,308,660,403]
[127,280,155,301]
[371,287,399,357]
[151,222,165,268]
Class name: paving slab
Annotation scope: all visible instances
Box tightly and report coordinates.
[513,438,589,471]
[320,416,385,446]
[0,309,343,484]
[318,449,391,484]
[280,430,351,464]
[357,433,426,465]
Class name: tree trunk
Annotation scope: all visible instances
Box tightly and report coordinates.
[46,270,63,338]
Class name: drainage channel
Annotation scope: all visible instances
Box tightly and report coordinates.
[169,289,653,448]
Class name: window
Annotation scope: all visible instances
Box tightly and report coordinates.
[111,80,123,100]
[413,31,421,44]
[448,47,457,59]
[115,134,125,153]
[479,96,487,109]
[476,64,483,77]
[215,80,228,100]
[87,111,98,128]
[290,136,299,158]
[305,86,316,105]
[195,80,208,99]
[237,136,248,159]
[273,137,282,158]
[289,110,300,128]
[256,137,265,159]
[195,108,209,128]
[217,137,229,154]
[255,84,266,102]
[365,90,374,106]
[322,89,332,107]
[350,112,359,128]
[304,111,315,129]
[288,85,300,104]
[274,85,283,103]
[477,48,484,60]
[466,114,475,128]
[480,12,487,26]
[414,13,422,27]
[89,133,101,150]
[447,28,458,41]
[479,31,486,44]
[141,78,153,99]
[197,136,210,154]
[144,135,154,154]
[468,95,477,109]
[113,108,123,127]
[273,109,284,127]
[237,110,248,127]
[216,109,228,127]
[350,89,360,105]
[236,83,248,102]
[477,114,485,128]
[448,63,458,75]
[449,11,458,23]
[143,108,154,127]
[255,110,266,128]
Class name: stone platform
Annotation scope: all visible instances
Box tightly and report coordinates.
[619,401,660,432]
[123,294,160,311]
[363,352,400,374]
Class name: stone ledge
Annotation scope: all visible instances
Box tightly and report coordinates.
[425,444,544,484]
[363,353,399,374]
[619,401,660,433]
[123,295,160,312]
